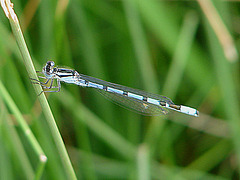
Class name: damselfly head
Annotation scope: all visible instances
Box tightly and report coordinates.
[43,61,56,76]
[47,61,55,67]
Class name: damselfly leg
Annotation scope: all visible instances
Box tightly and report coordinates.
[31,76,61,95]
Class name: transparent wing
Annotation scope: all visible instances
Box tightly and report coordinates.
[79,74,174,116]
[97,89,168,116]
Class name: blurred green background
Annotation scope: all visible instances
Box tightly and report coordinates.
[0,0,240,179]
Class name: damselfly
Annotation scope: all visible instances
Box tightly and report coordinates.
[31,61,199,117]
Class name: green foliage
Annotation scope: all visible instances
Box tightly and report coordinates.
[0,0,239,179]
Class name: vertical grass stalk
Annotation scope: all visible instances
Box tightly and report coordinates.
[1,1,77,179]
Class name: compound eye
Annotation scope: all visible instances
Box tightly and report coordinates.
[47,61,55,67]
[50,61,55,67]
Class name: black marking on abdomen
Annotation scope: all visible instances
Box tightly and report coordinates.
[143,96,148,102]
[103,86,107,91]
[123,91,128,96]
[85,80,89,86]
[169,104,181,110]
[160,101,166,107]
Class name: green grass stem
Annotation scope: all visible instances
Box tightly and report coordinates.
[0,80,45,180]
[4,9,77,180]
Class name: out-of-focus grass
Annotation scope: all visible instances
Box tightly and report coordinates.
[0,0,239,179]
